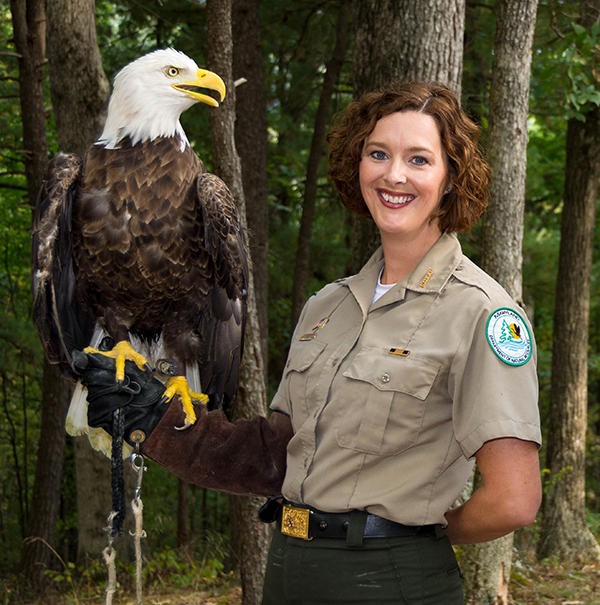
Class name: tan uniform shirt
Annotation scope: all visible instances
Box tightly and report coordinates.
[271,233,541,526]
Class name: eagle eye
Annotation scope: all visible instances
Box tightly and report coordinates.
[165,66,180,78]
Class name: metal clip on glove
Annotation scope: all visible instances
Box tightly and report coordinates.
[72,350,169,447]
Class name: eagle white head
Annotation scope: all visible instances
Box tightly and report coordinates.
[97,48,226,150]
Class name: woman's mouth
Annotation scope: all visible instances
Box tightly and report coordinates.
[379,190,415,206]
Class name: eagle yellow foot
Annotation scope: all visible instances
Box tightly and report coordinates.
[161,376,209,430]
[84,340,150,384]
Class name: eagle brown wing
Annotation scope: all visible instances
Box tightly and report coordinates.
[32,153,95,378]
[32,143,248,420]
[165,172,248,417]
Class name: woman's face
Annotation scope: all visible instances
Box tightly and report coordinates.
[359,110,450,248]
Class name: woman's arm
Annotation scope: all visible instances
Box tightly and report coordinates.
[443,437,541,545]
[75,351,293,497]
[143,404,293,497]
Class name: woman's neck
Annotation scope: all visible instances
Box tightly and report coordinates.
[380,230,442,285]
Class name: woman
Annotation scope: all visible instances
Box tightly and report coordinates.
[79,82,542,604]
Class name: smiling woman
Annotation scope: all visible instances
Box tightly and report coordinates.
[328,82,489,233]
[70,81,542,605]
[359,111,450,282]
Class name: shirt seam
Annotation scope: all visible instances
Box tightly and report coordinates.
[422,430,458,524]
[459,418,542,455]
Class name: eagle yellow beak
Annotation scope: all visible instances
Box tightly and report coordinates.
[173,68,226,107]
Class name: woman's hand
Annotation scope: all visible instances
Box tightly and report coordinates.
[443,437,541,545]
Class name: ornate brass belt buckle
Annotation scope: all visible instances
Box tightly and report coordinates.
[281,504,312,540]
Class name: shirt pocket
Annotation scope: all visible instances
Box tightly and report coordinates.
[335,347,440,456]
[284,339,328,429]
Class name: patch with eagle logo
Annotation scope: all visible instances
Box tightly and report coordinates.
[486,308,532,366]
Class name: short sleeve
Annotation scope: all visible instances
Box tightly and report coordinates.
[270,381,291,415]
[449,304,542,459]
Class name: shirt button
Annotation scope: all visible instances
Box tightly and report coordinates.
[381,373,390,383]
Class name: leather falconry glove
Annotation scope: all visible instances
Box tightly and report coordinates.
[72,350,169,447]
[72,349,294,498]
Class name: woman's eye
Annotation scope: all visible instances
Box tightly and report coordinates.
[165,66,180,78]
[369,150,387,161]
[411,156,428,166]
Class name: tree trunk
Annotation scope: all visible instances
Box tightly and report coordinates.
[290,0,350,331]
[462,1,538,602]
[463,537,513,605]
[538,35,600,561]
[207,2,271,603]
[73,436,133,561]
[177,479,190,551]
[233,0,269,377]
[349,0,465,274]
[45,0,124,563]
[9,0,64,588]
[353,0,464,98]
[18,363,70,587]
[9,0,47,208]
[46,0,109,155]
[481,0,538,308]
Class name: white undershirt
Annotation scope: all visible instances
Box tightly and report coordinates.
[371,266,398,306]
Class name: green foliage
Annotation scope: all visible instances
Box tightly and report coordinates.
[532,1,600,120]
[540,465,575,498]
[21,537,232,603]
[142,534,229,591]
[141,462,231,550]
[563,21,600,119]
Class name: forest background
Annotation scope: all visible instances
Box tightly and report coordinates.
[2,0,600,603]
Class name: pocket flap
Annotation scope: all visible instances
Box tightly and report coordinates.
[285,339,328,374]
[343,347,440,400]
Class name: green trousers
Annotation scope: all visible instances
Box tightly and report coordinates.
[262,524,464,605]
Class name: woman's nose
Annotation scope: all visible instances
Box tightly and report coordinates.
[385,160,407,185]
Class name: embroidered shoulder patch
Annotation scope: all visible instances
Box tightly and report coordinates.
[486,308,532,366]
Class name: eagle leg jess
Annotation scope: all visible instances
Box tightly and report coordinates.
[84,340,151,384]
[161,376,209,430]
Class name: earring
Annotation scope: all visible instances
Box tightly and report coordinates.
[445,187,452,194]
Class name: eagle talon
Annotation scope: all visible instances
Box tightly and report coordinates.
[84,340,149,384]
[162,376,209,429]
[174,421,194,431]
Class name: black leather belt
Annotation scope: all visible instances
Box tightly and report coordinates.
[278,502,438,541]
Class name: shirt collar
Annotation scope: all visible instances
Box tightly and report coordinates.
[345,233,463,313]
[405,232,463,294]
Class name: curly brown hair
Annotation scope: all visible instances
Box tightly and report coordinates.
[327,82,490,233]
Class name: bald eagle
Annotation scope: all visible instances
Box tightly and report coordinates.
[32,49,248,452]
